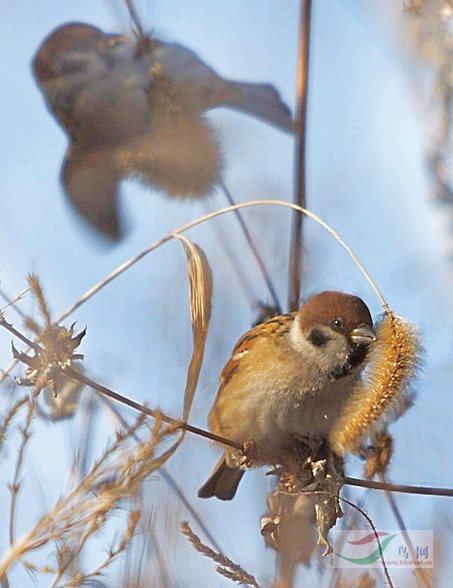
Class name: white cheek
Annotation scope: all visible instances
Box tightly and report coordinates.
[289,319,315,354]
[289,321,350,375]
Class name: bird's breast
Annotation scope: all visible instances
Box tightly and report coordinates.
[212,367,358,464]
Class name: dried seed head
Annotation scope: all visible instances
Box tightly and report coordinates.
[330,312,422,455]
[363,431,393,479]
[13,324,86,394]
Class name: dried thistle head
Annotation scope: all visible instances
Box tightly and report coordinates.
[261,493,317,565]
[330,311,422,456]
[13,323,85,395]
[11,276,86,395]
[269,450,344,557]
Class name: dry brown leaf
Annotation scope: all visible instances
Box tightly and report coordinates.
[173,235,212,424]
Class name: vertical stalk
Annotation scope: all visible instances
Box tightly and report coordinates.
[124,0,144,37]
[288,0,312,312]
[221,182,282,314]
[379,473,433,588]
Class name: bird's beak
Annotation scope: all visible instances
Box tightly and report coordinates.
[350,325,376,346]
[103,33,128,51]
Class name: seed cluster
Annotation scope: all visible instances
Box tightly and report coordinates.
[330,312,421,455]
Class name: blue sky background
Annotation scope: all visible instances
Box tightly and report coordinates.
[1,1,452,586]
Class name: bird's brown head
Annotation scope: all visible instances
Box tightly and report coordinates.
[297,291,375,370]
[33,23,126,83]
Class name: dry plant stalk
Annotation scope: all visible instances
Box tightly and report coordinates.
[405,0,453,202]
[0,414,174,583]
[50,199,388,332]
[0,395,28,455]
[180,521,260,587]
[9,391,39,547]
[330,312,421,455]
[363,431,393,479]
[58,510,141,587]
[26,274,52,328]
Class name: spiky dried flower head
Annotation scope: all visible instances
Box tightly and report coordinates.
[8,275,86,396]
[330,311,422,455]
[13,323,85,396]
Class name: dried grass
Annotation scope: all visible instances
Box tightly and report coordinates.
[0,413,174,584]
[181,521,260,587]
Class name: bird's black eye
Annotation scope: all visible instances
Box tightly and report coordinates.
[332,317,344,331]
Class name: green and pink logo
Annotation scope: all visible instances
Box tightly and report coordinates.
[332,530,433,569]
[335,532,398,565]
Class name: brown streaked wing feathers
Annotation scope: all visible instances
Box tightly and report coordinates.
[220,312,297,388]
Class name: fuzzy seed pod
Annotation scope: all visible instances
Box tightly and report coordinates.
[330,312,422,455]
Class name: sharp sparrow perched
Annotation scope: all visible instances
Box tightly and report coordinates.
[198,291,376,500]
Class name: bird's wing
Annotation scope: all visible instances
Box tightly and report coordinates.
[62,145,124,240]
[220,312,297,388]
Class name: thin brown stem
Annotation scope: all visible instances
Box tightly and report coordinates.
[99,394,225,554]
[5,315,447,502]
[66,371,453,499]
[55,200,388,327]
[220,181,282,313]
[9,394,37,546]
[339,495,394,588]
[288,0,312,311]
[0,316,41,353]
[378,473,432,588]
[0,287,31,315]
[64,367,242,451]
[124,0,144,38]
[344,476,453,497]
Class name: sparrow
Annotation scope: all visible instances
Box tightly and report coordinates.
[198,291,376,500]
[32,22,294,239]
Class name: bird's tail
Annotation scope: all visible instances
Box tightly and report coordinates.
[198,457,244,500]
[227,81,294,134]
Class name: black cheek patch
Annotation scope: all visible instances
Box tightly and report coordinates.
[349,345,368,369]
[308,328,331,347]
[330,344,370,381]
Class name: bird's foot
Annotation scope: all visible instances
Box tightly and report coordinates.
[239,440,257,469]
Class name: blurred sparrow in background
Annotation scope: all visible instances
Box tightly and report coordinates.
[33,22,293,239]
[198,291,376,500]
